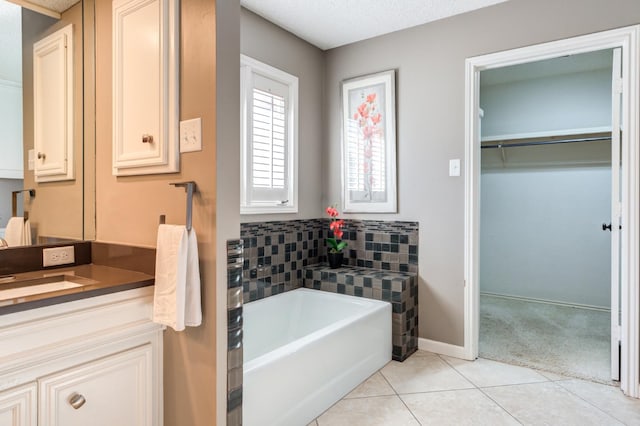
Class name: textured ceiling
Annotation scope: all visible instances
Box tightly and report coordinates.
[241,0,510,50]
[12,0,79,15]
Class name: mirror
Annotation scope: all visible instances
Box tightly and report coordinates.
[0,0,95,248]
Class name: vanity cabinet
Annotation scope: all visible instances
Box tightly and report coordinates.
[0,287,163,426]
[0,383,37,426]
[112,0,179,176]
[39,345,152,426]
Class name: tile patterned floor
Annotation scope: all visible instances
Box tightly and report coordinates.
[307,350,640,426]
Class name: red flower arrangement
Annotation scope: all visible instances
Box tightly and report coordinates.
[326,205,347,253]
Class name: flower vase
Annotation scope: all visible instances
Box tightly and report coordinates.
[327,252,344,269]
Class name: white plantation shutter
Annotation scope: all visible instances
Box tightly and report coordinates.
[250,75,288,199]
[346,118,362,191]
[346,120,386,193]
[252,88,286,190]
[371,134,386,192]
[241,56,298,213]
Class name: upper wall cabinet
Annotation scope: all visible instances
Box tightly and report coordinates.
[112,0,179,176]
[0,80,22,180]
[33,24,74,183]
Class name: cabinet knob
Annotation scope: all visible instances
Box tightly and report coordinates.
[68,393,86,409]
[37,152,46,160]
[142,134,154,143]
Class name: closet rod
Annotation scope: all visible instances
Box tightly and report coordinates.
[481,136,611,149]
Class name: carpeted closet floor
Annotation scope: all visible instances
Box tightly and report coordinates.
[479,294,612,384]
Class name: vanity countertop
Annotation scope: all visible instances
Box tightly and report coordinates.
[0,264,154,315]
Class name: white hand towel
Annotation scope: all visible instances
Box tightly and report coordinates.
[153,224,202,331]
[184,229,202,327]
[4,217,24,247]
[23,219,32,246]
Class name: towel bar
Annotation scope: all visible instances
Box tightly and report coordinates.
[11,189,35,220]
[169,181,197,231]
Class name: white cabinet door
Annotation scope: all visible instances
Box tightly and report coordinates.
[0,80,23,179]
[39,345,153,426]
[0,383,37,426]
[112,0,179,176]
[33,24,74,182]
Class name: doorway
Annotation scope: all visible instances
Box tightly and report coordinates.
[463,26,640,398]
[477,49,615,383]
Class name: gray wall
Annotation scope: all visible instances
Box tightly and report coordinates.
[216,1,241,424]
[481,68,612,137]
[0,178,24,228]
[240,8,325,222]
[480,167,611,308]
[323,0,640,345]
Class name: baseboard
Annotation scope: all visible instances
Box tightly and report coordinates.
[418,338,470,360]
[480,291,610,312]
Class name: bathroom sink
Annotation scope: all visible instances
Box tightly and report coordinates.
[0,274,97,301]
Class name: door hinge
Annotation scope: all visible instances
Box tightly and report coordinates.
[613,325,622,344]
[614,78,623,94]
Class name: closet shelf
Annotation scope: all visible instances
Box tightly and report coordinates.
[481,127,612,149]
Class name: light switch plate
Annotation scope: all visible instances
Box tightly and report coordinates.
[449,159,461,177]
[28,149,35,171]
[180,117,202,153]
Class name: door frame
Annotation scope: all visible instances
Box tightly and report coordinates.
[463,25,640,397]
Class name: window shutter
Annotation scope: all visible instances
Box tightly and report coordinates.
[251,88,286,190]
[249,73,289,202]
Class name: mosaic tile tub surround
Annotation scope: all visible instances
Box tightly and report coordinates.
[241,219,419,303]
[339,220,419,274]
[226,240,243,426]
[303,265,418,361]
[240,219,325,302]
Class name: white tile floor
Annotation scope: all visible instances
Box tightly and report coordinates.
[308,350,640,426]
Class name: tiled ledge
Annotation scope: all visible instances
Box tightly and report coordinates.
[303,264,418,361]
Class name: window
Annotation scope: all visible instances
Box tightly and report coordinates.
[241,55,298,214]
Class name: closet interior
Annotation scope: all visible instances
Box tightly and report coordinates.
[478,49,616,384]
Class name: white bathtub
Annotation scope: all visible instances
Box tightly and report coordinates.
[243,288,391,426]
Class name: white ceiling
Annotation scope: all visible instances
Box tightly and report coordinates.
[10,0,79,16]
[240,0,510,50]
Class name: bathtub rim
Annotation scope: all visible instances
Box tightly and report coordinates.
[243,288,391,373]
